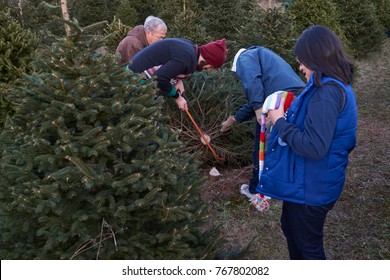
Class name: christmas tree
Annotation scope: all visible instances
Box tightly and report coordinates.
[158,0,211,44]
[0,22,221,259]
[0,9,40,131]
[332,0,386,58]
[371,0,390,32]
[199,0,258,41]
[71,0,110,27]
[287,0,349,50]
[234,7,298,69]
[162,69,254,167]
[103,16,130,54]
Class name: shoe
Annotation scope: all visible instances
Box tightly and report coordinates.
[240,184,255,200]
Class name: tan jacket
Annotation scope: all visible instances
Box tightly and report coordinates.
[115,25,148,66]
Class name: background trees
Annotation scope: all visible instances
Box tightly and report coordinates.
[332,0,386,58]
[0,9,40,131]
[371,0,390,32]
[159,0,210,44]
[286,0,349,49]
[6,0,387,60]
[234,7,298,68]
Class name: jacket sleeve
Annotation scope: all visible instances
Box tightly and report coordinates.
[234,102,256,123]
[273,85,344,160]
[153,60,186,96]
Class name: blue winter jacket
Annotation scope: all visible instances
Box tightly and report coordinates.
[234,47,305,122]
[257,76,357,206]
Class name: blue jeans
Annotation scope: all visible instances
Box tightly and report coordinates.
[281,200,336,260]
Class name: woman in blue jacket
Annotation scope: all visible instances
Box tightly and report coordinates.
[262,25,357,259]
[220,47,305,198]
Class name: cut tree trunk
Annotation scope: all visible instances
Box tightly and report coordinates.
[61,0,71,36]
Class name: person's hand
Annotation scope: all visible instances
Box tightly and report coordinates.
[174,80,185,95]
[175,95,188,111]
[268,97,285,125]
[220,116,236,132]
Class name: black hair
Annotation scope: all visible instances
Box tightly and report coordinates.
[294,25,354,86]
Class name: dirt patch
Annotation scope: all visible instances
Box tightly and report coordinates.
[201,165,289,259]
[202,165,252,203]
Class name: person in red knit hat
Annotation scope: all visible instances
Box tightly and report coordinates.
[128,38,226,111]
[199,38,227,69]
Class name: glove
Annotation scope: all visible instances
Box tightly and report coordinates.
[220,116,236,132]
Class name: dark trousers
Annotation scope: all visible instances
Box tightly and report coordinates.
[281,200,335,260]
[249,121,261,193]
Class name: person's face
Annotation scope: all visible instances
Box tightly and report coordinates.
[146,26,166,45]
[196,60,213,72]
[298,60,313,82]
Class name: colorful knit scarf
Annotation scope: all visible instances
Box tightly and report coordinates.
[250,91,294,212]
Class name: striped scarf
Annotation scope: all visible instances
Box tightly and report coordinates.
[251,91,294,212]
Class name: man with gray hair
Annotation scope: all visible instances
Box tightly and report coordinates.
[116,16,167,66]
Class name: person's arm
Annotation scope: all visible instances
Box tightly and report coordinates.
[154,61,189,110]
[153,60,185,97]
[233,102,256,122]
[271,85,344,160]
[221,102,257,132]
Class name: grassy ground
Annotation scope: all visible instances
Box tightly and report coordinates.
[203,38,390,260]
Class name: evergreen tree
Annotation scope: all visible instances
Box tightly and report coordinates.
[287,0,349,49]
[0,9,41,131]
[371,0,390,32]
[16,0,66,38]
[163,69,254,167]
[158,0,211,44]
[106,0,121,21]
[234,7,299,68]
[72,0,110,28]
[0,22,221,259]
[331,0,386,58]
[0,9,40,84]
[114,0,159,27]
[0,0,11,12]
[199,0,258,41]
[103,16,130,55]
[114,0,139,27]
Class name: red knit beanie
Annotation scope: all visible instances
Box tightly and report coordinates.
[200,38,227,68]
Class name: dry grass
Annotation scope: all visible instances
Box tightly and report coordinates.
[202,38,390,260]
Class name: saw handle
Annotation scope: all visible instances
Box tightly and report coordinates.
[184,109,224,162]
